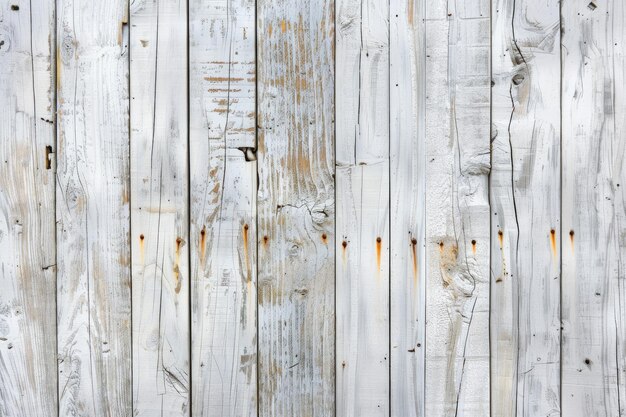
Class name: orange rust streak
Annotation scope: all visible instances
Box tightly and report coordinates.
[200,227,206,265]
[498,230,503,249]
[139,234,145,263]
[243,224,251,284]
[550,229,557,258]
[322,233,328,245]
[569,230,575,250]
[174,237,182,293]
[341,241,347,264]
[376,237,382,271]
[471,240,477,254]
[411,239,418,284]
[280,19,287,33]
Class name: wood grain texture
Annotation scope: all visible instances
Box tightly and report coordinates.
[491,1,561,416]
[56,0,132,415]
[424,0,490,415]
[256,0,335,414]
[390,0,425,415]
[189,0,257,414]
[0,0,57,415]
[336,0,389,415]
[561,1,626,416]
[130,0,189,415]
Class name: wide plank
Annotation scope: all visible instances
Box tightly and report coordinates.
[130,0,189,414]
[189,0,257,414]
[424,0,490,415]
[56,0,132,415]
[561,1,626,415]
[0,0,57,415]
[256,0,335,414]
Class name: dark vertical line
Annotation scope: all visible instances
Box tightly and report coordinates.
[558,0,563,415]
[387,0,392,416]
[254,0,260,414]
[186,0,192,413]
[488,0,492,414]
[127,0,133,414]
[52,0,60,414]
[332,0,337,413]
[421,0,426,415]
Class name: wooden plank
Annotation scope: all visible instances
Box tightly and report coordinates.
[389,0,426,415]
[561,1,626,415]
[0,0,57,415]
[424,0,490,415]
[490,1,561,416]
[56,0,132,415]
[130,0,189,415]
[335,0,389,414]
[256,0,335,414]
[189,0,257,415]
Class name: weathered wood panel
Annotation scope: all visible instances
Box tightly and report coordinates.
[491,1,561,416]
[56,0,132,415]
[0,0,57,415]
[390,0,425,415]
[256,0,335,414]
[189,0,257,414]
[130,0,189,415]
[336,0,389,414]
[425,0,490,415]
[561,1,626,416]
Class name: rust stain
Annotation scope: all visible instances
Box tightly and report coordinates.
[268,22,273,37]
[439,241,444,253]
[341,240,348,264]
[200,226,206,265]
[322,233,328,244]
[243,224,252,287]
[280,19,287,33]
[263,235,269,247]
[45,145,52,169]
[376,237,382,271]
[471,239,477,254]
[498,230,503,248]
[550,229,557,257]
[407,0,415,26]
[174,237,183,294]
[139,234,145,263]
[569,230,575,250]
[411,238,418,284]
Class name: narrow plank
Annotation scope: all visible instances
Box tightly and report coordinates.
[189,0,257,415]
[424,0,490,415]
[56,0,132,415]
[561,1,626,415]
[335,0,389,414]
[130,0,189,414]
[256,0,335,414]
[0,0,57,415]
[389,0,426,415]
[490,1,561,416]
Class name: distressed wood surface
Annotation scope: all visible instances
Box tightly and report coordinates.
[335,0,389,414]
[491,0,561,416]
[130,0,189,415]
[189,0,257,415]
[425,0,491,416]
[256,0,335,414]
[390,0,426,416]
[561,1,626,416]
[55,0,132,415]
[0,0,57,415]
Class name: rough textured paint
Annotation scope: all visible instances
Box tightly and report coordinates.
[561,1,626,416]
[130,0,189,414]
[56,0,132,415]
[256,0,335,414]
[190,0,257,414]
[0,0,57,415]
[425,0,491,415]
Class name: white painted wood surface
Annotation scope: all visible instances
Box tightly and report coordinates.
[491,0,561,416]
[425,0,491,416]
[562,1,626,416]
[130,0,189,415]
[390,0,425,415]
[336,0,389,414]
[256,0,335,414]
[189,0,257,414]
[0,0,57,415]
[55,0,132,415]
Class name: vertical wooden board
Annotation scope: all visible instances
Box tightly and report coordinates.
[490,1,561,416]
[189,0,257,415]
[0,0,57,415]
[562,1,626,416]
[256,0,335,414]
[424,0,490,415]
[389,0,426,415]
[130,0,189,415]
[56,0,131,415]
[336,0,389,414]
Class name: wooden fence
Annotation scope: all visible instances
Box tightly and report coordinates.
[0,0,624,416]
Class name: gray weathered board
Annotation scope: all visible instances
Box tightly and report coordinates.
[0,0,624,416]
